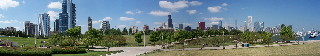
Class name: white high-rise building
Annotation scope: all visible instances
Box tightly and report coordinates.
[38,13,50,37]
[100,21,110,32]
[247,16,253,31]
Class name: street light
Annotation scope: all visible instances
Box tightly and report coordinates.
[142,31,146,54]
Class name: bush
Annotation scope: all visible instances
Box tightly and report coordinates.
[0,47,52,56]
[51,47,87,54]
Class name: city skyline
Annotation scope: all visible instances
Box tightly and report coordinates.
[0,0,320,33]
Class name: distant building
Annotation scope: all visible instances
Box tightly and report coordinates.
[88,16,92,30]
[5,27,16,31]
[38,13,50,37]
[54,19,59,32]
[212,25,219,30]
[198,22,205,30]
[58,0,77,32]
[219,20,223,29]
[179,24,183,30]
[100,21,110,32]
[288,25,292,29]
[184,26,191,31]
[254,22,264,32]
[248,16,253,31]
[265,27,272,33]
[168,15,173,28]
[24,21,36,35]
[281,24,286,28]
[130,26,138,34]
[143,25,149,31]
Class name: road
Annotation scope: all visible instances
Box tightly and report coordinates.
[90,46,161,56]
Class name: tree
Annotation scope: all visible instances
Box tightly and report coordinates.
[205,36,230,49]
[191,29,203,39]
[149,31,160,44]
[122,27,128,35]
[261,32,273,46]
[230,29,243,35]
[134,32,143,43]
[49,33,63,46]
[100,35,126,51]
[84,28,103,50]
[280,26,295,42]
[66,27,82,46]
[129,28,132,35]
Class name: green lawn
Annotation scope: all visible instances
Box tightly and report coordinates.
[53,51,113,56]
[145,42,320,56]
[0,37,48,47]
[123,35,151,47]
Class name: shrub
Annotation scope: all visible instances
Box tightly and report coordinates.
[51,47,87,54]
[0,47,52,56]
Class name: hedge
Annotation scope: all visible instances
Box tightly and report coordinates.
[51,47,87,54]
[0,47,52,56]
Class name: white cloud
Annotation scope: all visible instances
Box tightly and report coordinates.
[149,11,171,16]
[22,0,25,4]
[204,17,224,21]
[189,1,202,6]
[92,20,102,24]
[119,17,135,21]
[154,22,163,25]
[135,21,141,24]
[136,10,143,13]
[210,22,219,25]
[47,11,59,21]
[125,10,143,15]
[125,11,134,14]
[0,0,19,10]
[0,14,4,19]
[48,2,61,9]
[222,3,228,6]
[182,23,192,26]
[0,20,18,23]
[92,17,112,24]
[186,10,197,14]
[159,1,189,11]
[208,6,222,13]
[117,25,127,28]
[103,17,112,21]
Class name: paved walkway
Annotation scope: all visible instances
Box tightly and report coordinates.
[89,40,320,56]
[89,46,161,56]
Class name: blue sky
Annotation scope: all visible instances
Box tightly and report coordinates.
[0,0,320,33]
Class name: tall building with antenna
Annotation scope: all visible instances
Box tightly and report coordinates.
[248,16,253,31]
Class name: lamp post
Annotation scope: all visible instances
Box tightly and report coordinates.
[142,31,146,54]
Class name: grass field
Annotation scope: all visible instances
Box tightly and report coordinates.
[123,35,151,47]
[0,37,48,47]
[145,42,320,56]
[53,51,113,56]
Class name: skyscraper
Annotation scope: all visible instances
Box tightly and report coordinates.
[198,22,205,30]
[38,13,50,37]
[100,21,110,32]
[218,20,223,29]
[168,15,173,28]
[58,0,76,32]
[54,19,59,32]
[254,22,260,32]
[179,24,183,29]
[88,16,92,30]
[184,26,191,31]
[212,25,219,30]
[143,25,149,31]
[235,20,238,29]
[254,22,264,32]
[248,16,253,31]
[24,21,36,35]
